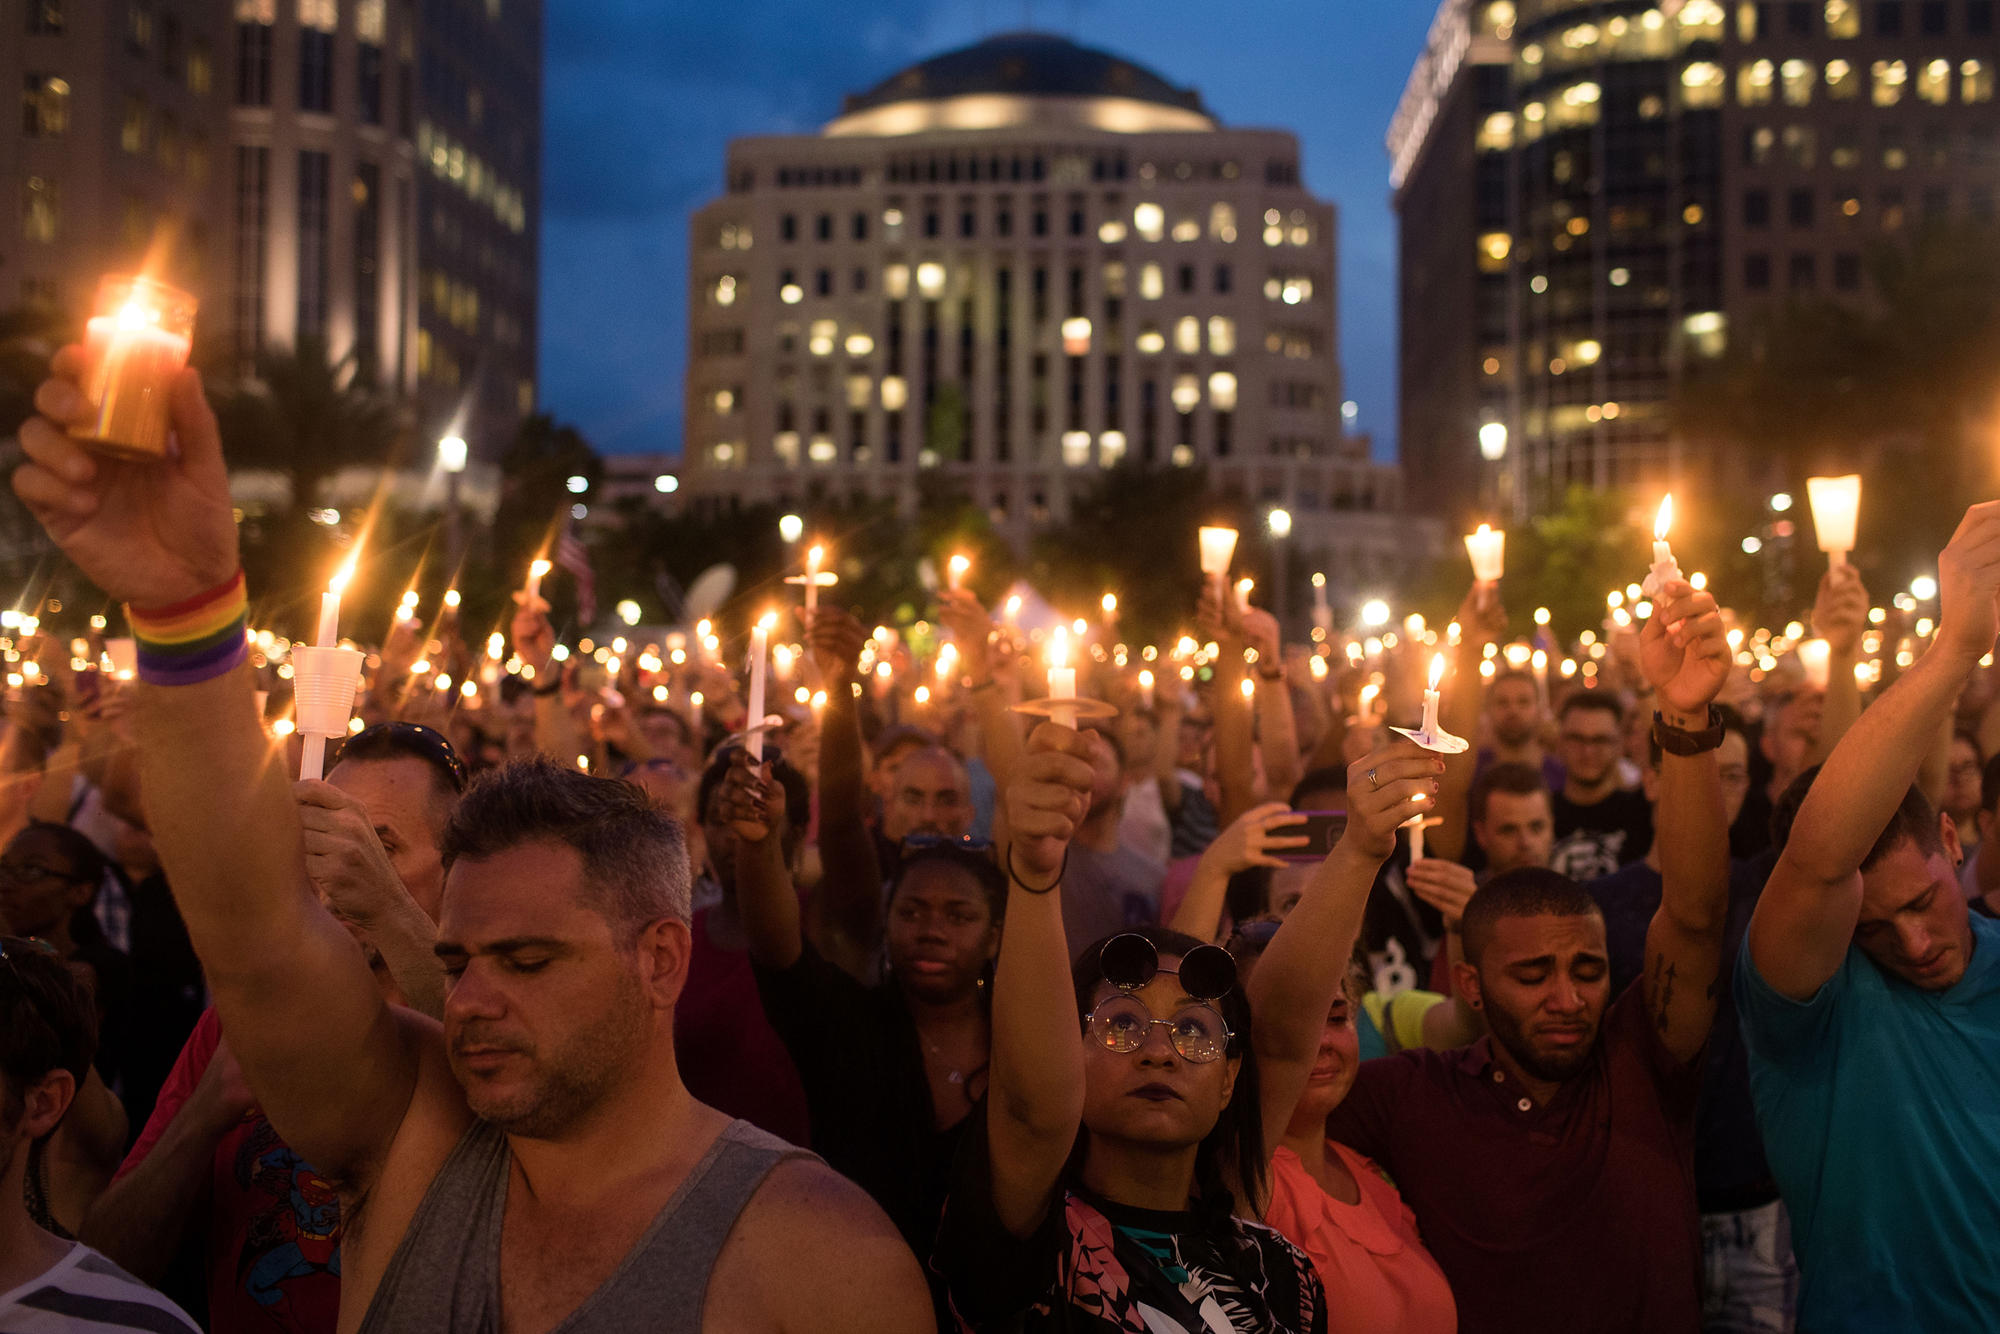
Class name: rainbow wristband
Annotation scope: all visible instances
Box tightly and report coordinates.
[126,570,250,687]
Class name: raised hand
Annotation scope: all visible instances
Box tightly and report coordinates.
[1813,564,1870,657]
[1342,739,1443,862]
[510,601,557,677]
[805,605,870,687]
[1004,722,1097,885]
[1455,580,1509,648]
[713,748,777,843]
[1405,858,1478,931]
[1935,500,2000,668]
[13,351,238,607]
[1206,801,1310,873]
[1639,580,1731,718]
[936,589,995,682]
[1240,607,1281,667]
[295,780,409,926]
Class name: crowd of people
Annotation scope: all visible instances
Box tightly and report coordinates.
[2,355,1998,1333]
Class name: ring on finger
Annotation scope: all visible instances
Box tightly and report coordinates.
[1368,767,1380,791]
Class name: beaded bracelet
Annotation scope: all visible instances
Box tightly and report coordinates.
[126,570,250,687]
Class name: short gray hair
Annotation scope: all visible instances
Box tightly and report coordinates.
[441,756,691,941]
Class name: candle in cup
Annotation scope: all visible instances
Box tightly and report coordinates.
[1235,578,1255,614]
[1047,625,1078,730]
[1198,526,1239,599]
[72,275,196,460]
[1357,681,1381,726]
[1806,475,1861,569]
[1464,523,1506,584]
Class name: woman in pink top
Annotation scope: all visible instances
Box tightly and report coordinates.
[1259,955,1456,1333]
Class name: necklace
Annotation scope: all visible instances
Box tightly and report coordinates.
[922,1035,967,1084]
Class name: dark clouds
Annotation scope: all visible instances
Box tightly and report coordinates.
[537,0,1434,459]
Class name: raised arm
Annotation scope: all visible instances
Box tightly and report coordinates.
[14,354,421,1188]
[295,780,444,1018]
[1167,801,1309,941]
[987,722,1096,1238]
[1201,586,1259,827]
[716,750,804,970]
[1751,503,2000,1000]
[1637,580,1734,1062]
[941,589,1026,801]
[802,606,882,968]
[1807,564,1869,769]
[1242,610,1304,804]
[1432,583,1504,864]
[1248,739,1439,1175]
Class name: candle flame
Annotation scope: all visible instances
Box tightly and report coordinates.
[443,589,461,609]
[1476,522,1492,538]
[948,553,970,577]
[1004,594,1022,617]
[1101,592,1117,614]
[1050,624,1070,670]
[1654,493,1674,541]
[757,610,778,633]
[1359,682,1380,710]
[487,632,504,658]
[1428,651,1446,690]
[1138,669,1154,688]
[531,559,553,579]
[1235,577,1255,599]
[328,550,361,597]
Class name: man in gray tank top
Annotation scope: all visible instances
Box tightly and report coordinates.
[6,359,933,1332]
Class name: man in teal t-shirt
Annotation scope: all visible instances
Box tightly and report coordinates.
[1739,524,2000,1334]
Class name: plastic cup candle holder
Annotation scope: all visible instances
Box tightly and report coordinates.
[1464,524,1506,584]
[72,275,196,460]
[1198,527,1239,600]
[293,645,367,779]
[1806,475,1861,569]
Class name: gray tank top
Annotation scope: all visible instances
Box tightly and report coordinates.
[354,1118,809,1334]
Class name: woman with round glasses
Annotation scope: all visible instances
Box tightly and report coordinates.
[935,721,1359,1332]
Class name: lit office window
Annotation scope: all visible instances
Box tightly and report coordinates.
[1916,58,1949,105]
[1825,59,1857,98]
[1208,371,1237,411]
[1174,316,1200,354]
[1208,316,1235,356]
[1133,202,1164,242]
[1135,324,1165,354]
[1682,62,1725,108]
[1209,203,1236,241]
[1781,59,1814,105]
[1139,262,1163,299]
[1738,61,1774,106]
[1965,60,1994,104]
[1823,0,1858,38]
[1477,111,1516,151]
[1872,60,1906,107]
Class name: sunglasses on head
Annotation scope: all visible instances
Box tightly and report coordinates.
[1099,932,1237,1002]
[345,721,469,792]
[898,833,995,859]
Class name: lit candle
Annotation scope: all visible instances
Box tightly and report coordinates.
[1199,526,1239,601]
[524,558,552,606]
[1312,572,1331,635]
[689,690,704,736]
[805,544,826,613]
[443,588,461,612]
[1003,594,1022,625]
[1531,647,1550,712]
[1047,625,1078,730]
[72,275,197,459]
[1645,494,1683,597]
[947,553,970,592]
[316,552,359,648]
[1806,474,1861,569]
[1138,668,1156,709]
[746,612,774,760]
[1235,578,1255,615]
[1798,637,1831,689]
[1419,652,1446,737]
[1357,681,1381,726]
[1464,523,1506,584]
[1406,814,1427,863]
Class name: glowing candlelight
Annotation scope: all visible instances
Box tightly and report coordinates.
[443,588,461,611]
[1357,681,1381,726]
[317,551,359,648]
[1464,523,1506,583]
[746,611,775,760]
[1235,578,1255,614]
[1806,475,1861,568]
[73,275,196,459]
[1645,494,1683,596]
[1198,526,1239,600]
[1797,637,1831,689]
[1003,594,1022,624]
[806,544,825,613]
[1532,647,1550,711]
[947,553,970,591]
[524,558,552,606]
[690,690,704,736]
[1419,652,1446,736]
[1406,815,1427,862]
[1137,668,1156,709]
[1047,625,1078,730]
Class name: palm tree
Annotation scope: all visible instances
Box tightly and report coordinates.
[212,335,402,514]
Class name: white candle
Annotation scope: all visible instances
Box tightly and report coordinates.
[1419,652,1446,737]
[1003,594,1022,626]
[1138,668,1155,710]
[1357,682,1381,727]
[690,690,704,737]
[1647,494,1683,594]
[805,545,825,613]
[1531,648,1550,712]
[1408,816,1427,863]
[746,613,773,760]
[947,553,970,592]
[1048,625,1078,730]
[316,554,357,648]
[1235,578,1255,615]
[524,558,552,605]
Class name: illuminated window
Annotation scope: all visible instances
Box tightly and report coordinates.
[1100,431,1127,464]
[1171,374,1200,412]
[1916,58,1949,105]
[1872,60,1906,107]
[880,376,908,410]
[1265,275,1312,305]
[1103,261,1127,296]
[1288,218,1310,246]
[22,75,70,137]
[779,281,803,305]
[1782,59,1814,104]
[1682,62,1725,108]
[1139,262,1163,300]
[713,388,735,414]
[713,441,740,467]
[1209,203,1236,242]
[1562,22,1599,50]
[1965,60,1994,104]
[1824,0,1858,37]
[1263,207,1284,246]
[1477,231,1512,273]
[1739,61,1774,106]
[1485,0,1516,38]
[713,274,737,306]
[1736,0,1759,40]
[1825,59,1857,98]
[21,174,58,243]
[808,319,837,356]
[844,331,874,357]
[808,436,837,464]
[1783,125,1816,167]
[772,432,799,466]
[1171,218,1200,242]
[1136,325,1164,354]
[916,261,946,297]
[1061,317,1093,356]
[1208,371,1237,411]
[120,95,148,154]
[1174,316,1200,354]
[1568,339,1602,366]
[1061,430,1091,466]
[884,263,909,299]
[1098,219,1127,243]
[1208,316,1235,356]
[1551,81,1601,127]
[1133,203,1164,242]
[1678,0,1725,38]
[846,375,870,409]
[1477,111,1516,151]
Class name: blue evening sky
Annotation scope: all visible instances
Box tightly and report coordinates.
[538,0,1439,461]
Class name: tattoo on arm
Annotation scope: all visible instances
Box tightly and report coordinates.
[1648,953,1677,1033]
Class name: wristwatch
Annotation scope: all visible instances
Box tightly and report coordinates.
[1653,706,1724,756]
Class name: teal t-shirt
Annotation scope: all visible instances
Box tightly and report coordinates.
[1736,912,2000,1331]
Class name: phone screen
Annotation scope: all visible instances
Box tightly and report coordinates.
[1286,811,1347,861]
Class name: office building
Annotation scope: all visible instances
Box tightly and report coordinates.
[664,32,1433,611]
[1392,0,1997,521]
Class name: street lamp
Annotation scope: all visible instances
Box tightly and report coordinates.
[438,435,468,572]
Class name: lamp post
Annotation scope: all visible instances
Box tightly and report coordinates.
[438,434,468,573]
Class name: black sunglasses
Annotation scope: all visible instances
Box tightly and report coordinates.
[899,833,995,859]
[1100,932,1237,1002]
[343,721,469,792]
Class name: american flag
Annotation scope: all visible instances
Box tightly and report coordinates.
[555,522,596,624]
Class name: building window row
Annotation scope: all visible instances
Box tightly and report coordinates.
[1679,55,1991,107]
[417,120,528,233]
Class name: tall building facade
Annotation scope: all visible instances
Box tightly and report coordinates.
[1393,0,1998,522]
[5,0,540,462]
[3,0,231,312]
[666,34,1430,606]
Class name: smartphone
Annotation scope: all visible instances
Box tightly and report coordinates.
[1285,811,1347,861]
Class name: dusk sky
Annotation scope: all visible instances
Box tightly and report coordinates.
[538,0,1439,461]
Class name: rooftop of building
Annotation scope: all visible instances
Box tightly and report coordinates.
[825,32,1219,137]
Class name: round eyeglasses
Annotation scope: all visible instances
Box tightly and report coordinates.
[1084,994,1233,1064]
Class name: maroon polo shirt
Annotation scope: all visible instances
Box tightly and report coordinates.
[1325,984,1701,1334]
